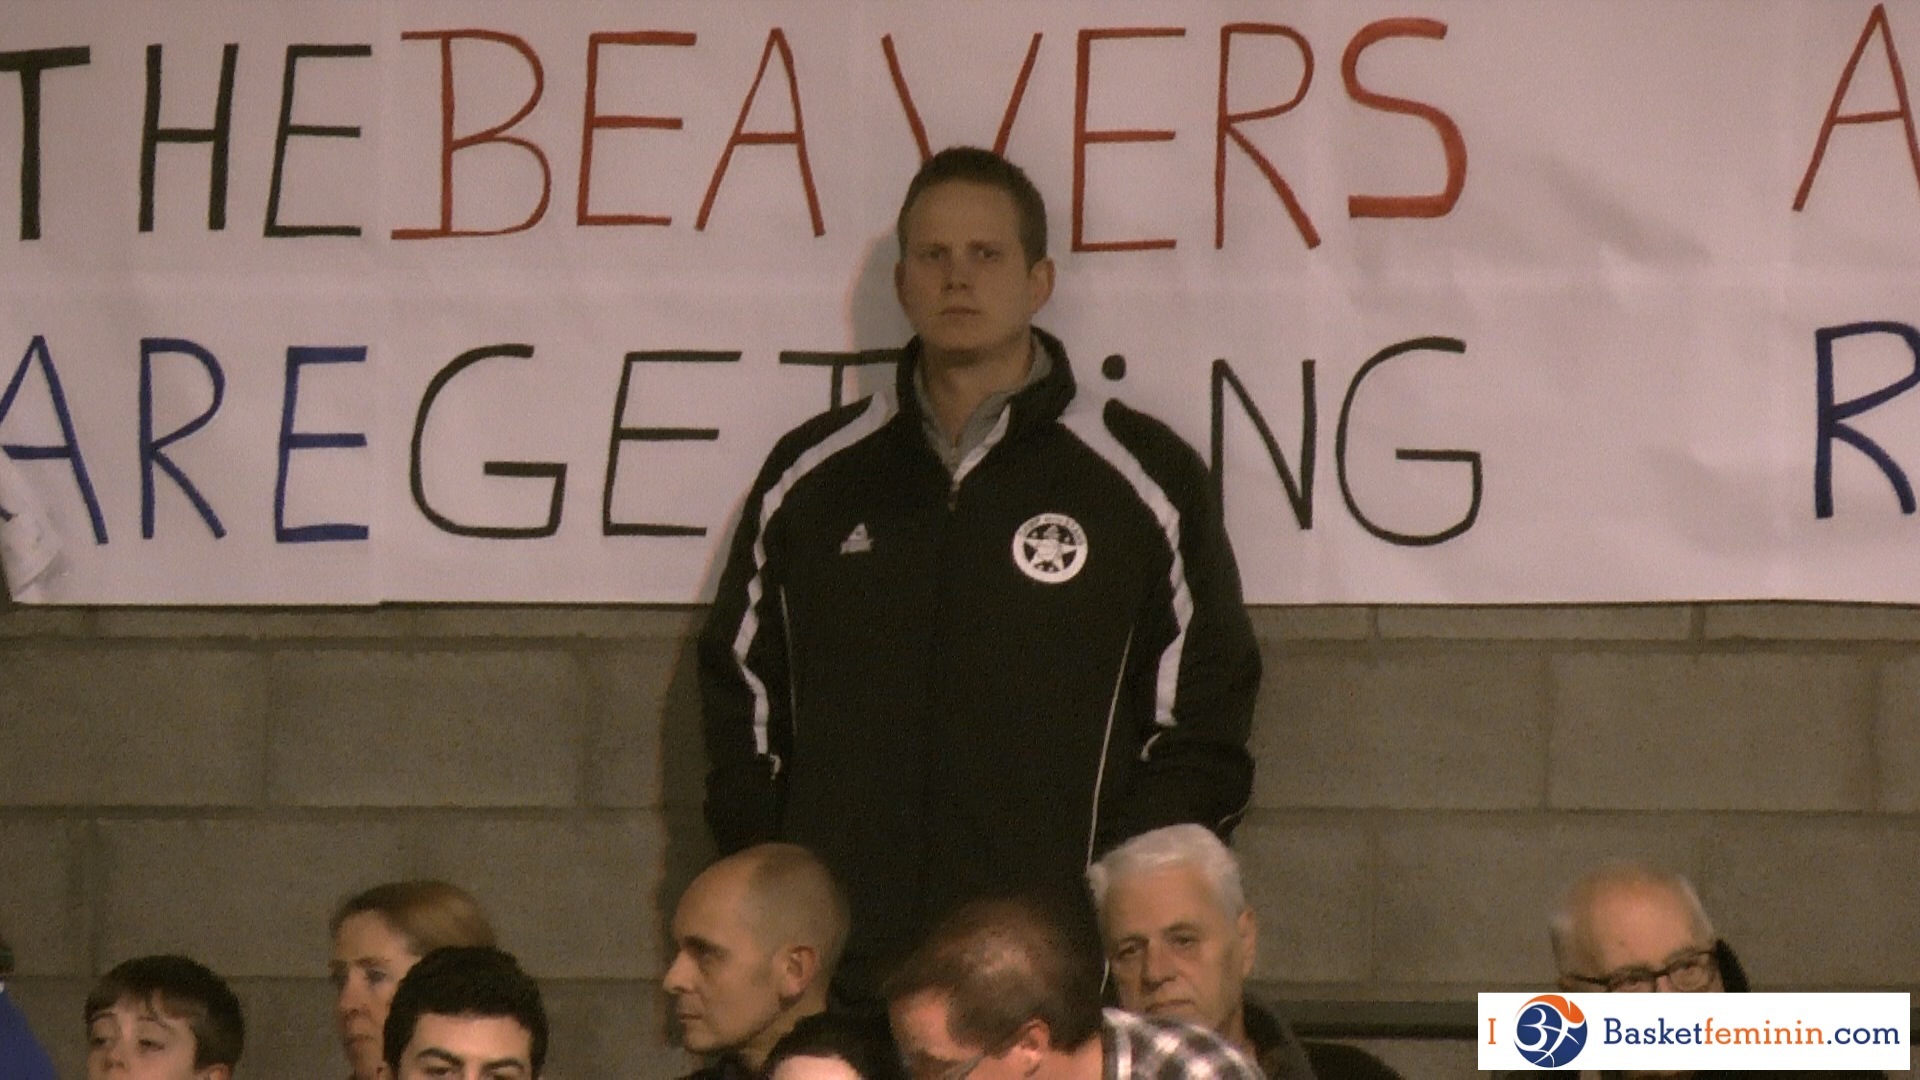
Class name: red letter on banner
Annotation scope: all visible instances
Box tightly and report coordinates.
[1073,26,1186,253]
[392,30,551,239]
[578,30,697,227]
[1342,18,1466,219]
[882,33,1043,162]
[1795,3,1920,211]
[1215,23,1317,249]
[697,29,823,236]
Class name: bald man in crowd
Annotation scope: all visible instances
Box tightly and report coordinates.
[1087,824,1314,1079]
[1527,861,1882,1080]
[665,843,850,1079]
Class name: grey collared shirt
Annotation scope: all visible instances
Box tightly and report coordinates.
[914,333,1052,476]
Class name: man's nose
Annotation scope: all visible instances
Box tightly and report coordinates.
[1140,941,1172,986]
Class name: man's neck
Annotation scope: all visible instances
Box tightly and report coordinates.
[1040,1035,1107,1080]
[1220,1004,1251,1060]
[920,332,1035,446]
[738,996,827,1073]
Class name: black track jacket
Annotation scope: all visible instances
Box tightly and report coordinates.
[698,329,1259,992]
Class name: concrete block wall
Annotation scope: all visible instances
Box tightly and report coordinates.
[2,601,1917,1079]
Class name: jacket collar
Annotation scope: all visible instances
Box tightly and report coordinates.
[892,326,1077,444]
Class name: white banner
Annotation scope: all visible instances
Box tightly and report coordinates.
[1479,992,1912,1072]
[5,2,1920,603]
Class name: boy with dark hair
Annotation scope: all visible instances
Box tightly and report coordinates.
[84,955,244,1080]
[382,946,547,1080]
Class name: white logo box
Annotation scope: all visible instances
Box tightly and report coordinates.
[1478,992,1910,1072]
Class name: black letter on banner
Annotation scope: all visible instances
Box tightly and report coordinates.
[1335,336,1479,546]
[277,345,369,542]
[139,338,226,539]
[778,348,899,412]
[1211,357,1315,528]
[0,47,90,240]
[265,44,372,238]
[411,343,566,539]
[1814,321,1920,518]
[140,43,238,232]
[0,336,107,542]
[603,350,737,538]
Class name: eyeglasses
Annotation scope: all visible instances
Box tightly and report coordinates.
[1568,946,1720,993]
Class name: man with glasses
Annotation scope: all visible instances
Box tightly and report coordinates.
[1521,862,1884,1080]
[1549,862,1730,996]
[885,897,1260,1080]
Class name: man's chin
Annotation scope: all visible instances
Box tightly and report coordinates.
[1143,1001,1203,1024]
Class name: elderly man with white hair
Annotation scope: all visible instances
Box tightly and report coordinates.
[1086,824,1316,1080]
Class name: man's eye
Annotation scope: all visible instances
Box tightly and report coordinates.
[139,1038,165,1052]
[87,1034,109,1049]
[366,968,388,986]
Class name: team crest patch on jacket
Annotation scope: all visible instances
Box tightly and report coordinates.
[1013,513,1088,583]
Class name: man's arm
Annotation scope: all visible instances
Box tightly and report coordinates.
[696,451,795,854]
[1098,403,1260,847]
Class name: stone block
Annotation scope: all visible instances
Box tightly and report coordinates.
[1700,819,1920,987]
[1549,653,1872,811]
[409,815,668,980]
[585,638,703,809]
[1375,815,1707,986]
[542,980,690,1080]
[100,820,410,977]
[4,977,86,1080]
[0,820,86,976]
[407,606,701,640]
[0,607,89,637]
[232,977,341,1079]
[1874,656,1920,811]
[92,607,414,640]
[0,649,265,806]
[1252,654,1549,809]
[268,650,583,807]
[1705,602,1920,642]
[1247,606,1372,642]
[1379,605,1692,641]
[1234,817,1373,983]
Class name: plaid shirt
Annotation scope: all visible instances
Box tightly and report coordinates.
[1102,1008,1267,1080]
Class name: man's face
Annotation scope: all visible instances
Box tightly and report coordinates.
[394,1013,535,1080]
[86,997,220,1080]
[894,180,1053,364]
[1570,881,1723,993]
[662,866,785,1059]
[1101,863,1254,1034]
[890,991,1024,1080]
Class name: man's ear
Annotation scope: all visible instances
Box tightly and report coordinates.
[1025,257,1055,315]
[196,1065,232,1080]
[1004,1017,1051,1072]
[1237,906,1258,978]
[777,943,821,998]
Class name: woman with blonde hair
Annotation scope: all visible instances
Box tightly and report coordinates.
[328,881,495,1080]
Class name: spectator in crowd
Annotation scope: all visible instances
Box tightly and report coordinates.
[1525,861,1882,1080]
[0,929,58,1080]
[762,1012,905,1080]
[699,143,1260,1003]
[382,946,546,1080]
[1087,824,1315,1079]
[885,897,1261,1080]
[84,955,243,1080]
[331,880,497,1080]
[1551,862,1731,996]
[666,844,849,1079]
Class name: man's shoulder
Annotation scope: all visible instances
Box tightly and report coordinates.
[1058,390,1212,502]
[1102,1007,1264,1079]
[746,385,905,497]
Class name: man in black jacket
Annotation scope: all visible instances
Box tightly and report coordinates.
[699,146,1260,1003]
